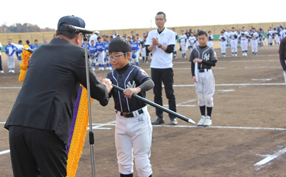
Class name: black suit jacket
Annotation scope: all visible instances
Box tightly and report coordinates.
[5,38,109,144]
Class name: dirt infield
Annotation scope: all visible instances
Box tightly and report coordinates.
[1,46,286,177]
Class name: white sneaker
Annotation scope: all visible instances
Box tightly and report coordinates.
[92,67,95,71]
[235,54,237,57]
[197,116,206,126]
[11,70,15,73]
[203,116,212,127]
[8,70,12,73]
[0,70,4,73]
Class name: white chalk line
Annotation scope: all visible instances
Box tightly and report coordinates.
[0,150,10,155]
[255,147,286,166]
[251,78,273,81]
[217,89,235,93]
[245,66,281,69]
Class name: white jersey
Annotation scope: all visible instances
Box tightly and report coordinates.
[219,34,227,42]
[179,34,187,45]
[280,29,286,39]
[229,31,239,40]
[89,34,98,45]
[239,31,249,40]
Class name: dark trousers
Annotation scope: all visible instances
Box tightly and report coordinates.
[9,126,67,177]
[0,55,3,70]
[151,68,176,119]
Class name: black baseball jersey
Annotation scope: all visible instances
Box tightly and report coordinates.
[190,46,218,76]
[106,64,150,112]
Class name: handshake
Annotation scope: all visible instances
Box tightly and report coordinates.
[98,77,113,93]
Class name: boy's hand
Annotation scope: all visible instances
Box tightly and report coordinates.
[193,58,202,63]
[123,87,141,99]
[192,76,197,83]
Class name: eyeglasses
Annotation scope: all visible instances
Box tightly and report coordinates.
[110,52,127,60]
[155,18,165,21]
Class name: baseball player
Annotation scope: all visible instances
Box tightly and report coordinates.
[130,36,140,66]
[0,42,3,73]
[104,36,112,70]
[16,40,23,65]
[267,28,274,46]
[219,31,227,57]
[279,36,286,85]
[171,27,178,58]
[250,28,259,56]
[106,37,154,177]
[95,37,105,70]
[239,27,250,57]
[140,36,148,63]
[136,34,143,60]
[33,39,40,50]
[89,40,97,70]
[26,40,33,49]
[187,32,196,52]
[258,29,265,46]
[189,30,218,127]
[280,27,286,39]
[5,39,17,73]
[207,31,214,48]
[229,27,238,56]
[179,30,187,58]
[89,31,99,45]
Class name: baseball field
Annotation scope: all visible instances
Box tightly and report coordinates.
[1,45,286,176]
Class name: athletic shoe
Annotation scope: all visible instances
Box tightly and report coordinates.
[170,118,178,125]
[92,67,95,71]
[232,54,234,56]
[235,54,237,56]
[151,117,165,125]
[245,53,247,56]
[197,115,206,126]
[11,70,15,73]
[146,61,148,63]
[203,116,212,127]
[8,70,12,73]
[0,70,4,73]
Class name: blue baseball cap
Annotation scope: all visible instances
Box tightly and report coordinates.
[57,15,85,31]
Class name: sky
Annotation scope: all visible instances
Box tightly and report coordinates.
[1,0,285,31]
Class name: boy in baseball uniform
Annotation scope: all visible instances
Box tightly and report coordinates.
[207,31,214,48]
[106,37,154,177]
[95,37,105,70]
[5,39,17,73]
[219,31,227,57]
[250,28,259,56]
[189,30,218,127]
[89,40,97,70]
[239,27,250,57]
[104,36,112,70]
[179,30,187,58]
[187,32,196,52]
[130,36,140,66]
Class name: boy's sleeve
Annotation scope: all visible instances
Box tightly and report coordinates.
[135,68,154,92]
[5,45,8,54]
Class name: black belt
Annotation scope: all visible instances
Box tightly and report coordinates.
[199,69,209,72]
[120,109,144,118]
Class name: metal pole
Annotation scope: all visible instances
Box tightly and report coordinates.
[84,34,96,177]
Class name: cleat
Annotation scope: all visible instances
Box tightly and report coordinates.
[170,118,178,125]
[151,117,165,125]
[203,116,212,127]
[197,116,206,126]
[0,70,4,73]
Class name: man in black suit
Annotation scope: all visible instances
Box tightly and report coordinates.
[4,15,113,177]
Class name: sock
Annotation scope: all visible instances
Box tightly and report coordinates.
[120,174,133,177]
[207,107,213,118]
[136,62,139,66]
[200,106,205,116]
[146,56,148,61]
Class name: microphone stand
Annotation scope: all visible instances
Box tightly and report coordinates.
[83,34,96,177]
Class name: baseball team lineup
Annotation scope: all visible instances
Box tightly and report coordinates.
[1,10,286,177]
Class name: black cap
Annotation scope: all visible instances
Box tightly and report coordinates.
[57,15,85,31]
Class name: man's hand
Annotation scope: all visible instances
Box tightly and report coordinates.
[123,87,141,99]
[193,58,202,63]
[192,76,197,83]
[152,37,160,46]
[98,77,113,93]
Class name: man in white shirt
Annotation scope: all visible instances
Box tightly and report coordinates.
[146,11,178,125]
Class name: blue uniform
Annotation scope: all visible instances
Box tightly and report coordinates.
[5,44,17,56]
[95,42,105,69]
[106,64,153,176]
[104,41,111,69]
[130,41,140,66]
[81,42,90,50]
[33,44,40,50]
[16,47,23,63]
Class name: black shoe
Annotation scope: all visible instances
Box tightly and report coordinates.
[152,117,165,125]
[170,118,178,125]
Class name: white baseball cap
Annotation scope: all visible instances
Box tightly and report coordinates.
[94,31,99,34]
